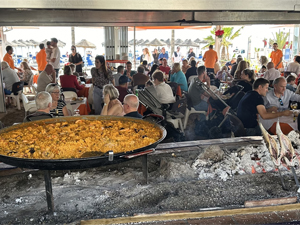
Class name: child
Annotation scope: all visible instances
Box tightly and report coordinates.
[46,41,52,63]
[286,75,296,92]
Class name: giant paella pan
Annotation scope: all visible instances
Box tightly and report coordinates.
[0,116,167,170]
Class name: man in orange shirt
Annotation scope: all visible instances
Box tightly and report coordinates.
[203,45,218,73]
[270,43,283,70]
[36,43,47,73]
[3,46,21,72]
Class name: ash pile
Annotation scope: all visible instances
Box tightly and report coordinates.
[192,131,300,182]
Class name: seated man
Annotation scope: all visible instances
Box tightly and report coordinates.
[114,65,124,86]
[37,64,56,93]
[123,94,143,118]
[264,77,300,112]
[24,91,53,122]
[188,66,229,120]
[152,70,175,104]
[287,55,300,76]
[115,75,130,103]
[159,58,171,77]
[263,62,280,81]
[132,66,149,87]
[237,78,292,136]
[1,61,20,95]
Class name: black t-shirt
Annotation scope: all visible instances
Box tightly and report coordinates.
[187,52,195,60]
[237,91,264,128]
[237,80,253,93]
[185,66,197,82]
[69,53,83,73]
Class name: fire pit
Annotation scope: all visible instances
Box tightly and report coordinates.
[0,116,167,213]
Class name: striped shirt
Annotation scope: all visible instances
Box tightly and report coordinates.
[50,100,66,117]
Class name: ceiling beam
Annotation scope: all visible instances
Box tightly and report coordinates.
[1,0,300,11]
[0,10,300,26]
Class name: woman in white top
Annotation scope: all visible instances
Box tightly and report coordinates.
[143,48,153,66]
[20,61,34,85]
[152,70,175,104]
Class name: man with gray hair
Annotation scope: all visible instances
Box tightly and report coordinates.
[123,94,143,118]
[132,66,149,87]
[24,91,53,122]
[1,61,20,95]
[263,62,280,81]
[264,76,300,111]
[50,37,61,78]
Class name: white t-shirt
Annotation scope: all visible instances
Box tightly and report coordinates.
[172,51,182,63]
[287,62,300,76]
[155,82,175,104]
[263,68,280,81]
[50,47,61,69]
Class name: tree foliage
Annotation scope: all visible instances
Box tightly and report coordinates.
[269,31,290,50]
[203,26,244,60]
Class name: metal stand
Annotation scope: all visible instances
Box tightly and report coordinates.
[43,170,54,213]
[277,167,288,191]
[141,154,148,184]
[290,167,300,192]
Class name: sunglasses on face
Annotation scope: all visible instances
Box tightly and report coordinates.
[71,49,75,50]
[278,98,283,106]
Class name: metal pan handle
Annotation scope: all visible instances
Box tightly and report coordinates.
[142,114,164,125]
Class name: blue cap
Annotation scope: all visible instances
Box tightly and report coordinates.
[119,75,129,85]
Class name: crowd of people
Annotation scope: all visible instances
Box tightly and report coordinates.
[3,38,300,138]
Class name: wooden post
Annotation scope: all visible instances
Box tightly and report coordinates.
[43,170,54,213]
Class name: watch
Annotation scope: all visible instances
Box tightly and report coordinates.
[104,103,107,106]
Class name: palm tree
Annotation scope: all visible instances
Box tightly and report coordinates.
[203,26,244,60]
[269,31,290,50]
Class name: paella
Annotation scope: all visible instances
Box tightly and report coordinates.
[0,119,163,160]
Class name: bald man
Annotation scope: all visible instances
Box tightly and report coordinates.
[123,94,143,118]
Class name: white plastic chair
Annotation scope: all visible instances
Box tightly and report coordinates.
[188,75,198,85]
[183,107,207,129]
[21,93,37,116]
[63,91,77,99]
[23,75,36,95]
[6,82,24,110]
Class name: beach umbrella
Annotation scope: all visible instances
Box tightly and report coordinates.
[180,39,199,47]
[164,38,171,46]
[17,39,30,47]
[139,39,150,46]
[128,39,138,46]
[41,39,66,48]
[136,39,144,45]
[29,39,39,47]
[194,38,201,43]
[146,38,166,47]
[175,39,183,45]
[6,41,18,47]
[75,39,97,65]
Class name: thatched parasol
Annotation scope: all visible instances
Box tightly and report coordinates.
[146,38,166,47]
[136,39,144,45]
[179,39,199,47]
[139,39,150,46]
[164,38,171,45]
[175,39,183,45]
[41,39,66,48]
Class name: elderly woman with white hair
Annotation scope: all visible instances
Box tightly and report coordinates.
[45,83,69,117]
[1,61,20,95]
[101,84,123,116]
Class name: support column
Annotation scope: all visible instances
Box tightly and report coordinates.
[133,27,136,70]
[171,30,175,64]
[71,27,75,46]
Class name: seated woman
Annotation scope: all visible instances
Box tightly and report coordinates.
[238,69,255,93]
[101,84,123,116]
[286,75,296,92]
[181,59,191,74]
[20,61,34,85]
[185,59,198,82]
[45,83,69,117]
[60,65,85,92]
[216,66,233,81]
[170,63,188,92]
